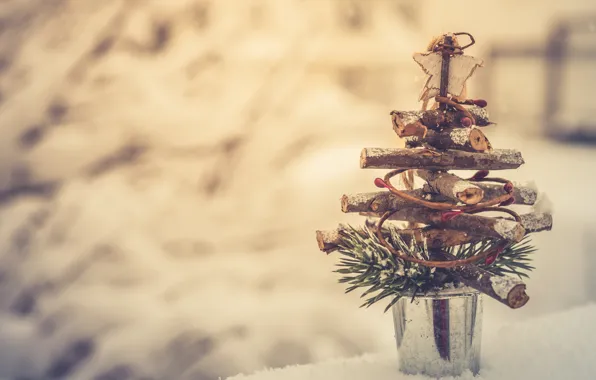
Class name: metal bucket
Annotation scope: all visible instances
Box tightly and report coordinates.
[392,287,483,378]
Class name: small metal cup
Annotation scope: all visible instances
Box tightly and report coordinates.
[392,287,483,378]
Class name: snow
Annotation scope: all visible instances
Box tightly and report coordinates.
[516,181,539,206]
[228,303,596,380]
[489,276,518,300]
[492,219,519,241]
[488,149,525,166]
[449,128,471,147]
[519,212,553,233]
[451,179,476,197]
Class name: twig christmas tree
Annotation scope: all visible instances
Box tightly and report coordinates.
[315,32,553,310]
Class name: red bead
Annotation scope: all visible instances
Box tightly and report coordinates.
[473,99,488,108]
[503,182,514,193]
[374,178,387,188]
[460,117,473,127]
[485,253,498,265]
[440,210,463,222]
[499,197,515,207]
[485,246,504,265]
[470,170,489,181]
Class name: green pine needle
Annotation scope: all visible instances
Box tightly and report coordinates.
[334,225,536,311]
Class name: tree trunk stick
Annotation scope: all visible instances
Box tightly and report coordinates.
[435,251,530,309]
[406,127,492,152]
[362,210,551,236]
[360,148,524,170]
[438,37,451,111]
[390,106,490,131]
[416,170,484,205]
[455,267,529,309]
[316,226,474,254]
[515,212,553,233]
[471,182,537,206]
[342,184,536,215]
[341,190,430,214]
[361,208,526,242]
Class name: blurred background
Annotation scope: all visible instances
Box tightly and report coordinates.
[0,0,595,379]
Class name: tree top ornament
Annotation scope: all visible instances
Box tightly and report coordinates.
[414,32,483,104]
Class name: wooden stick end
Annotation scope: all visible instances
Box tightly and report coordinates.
[360,148,369,168]
[456,187,484,205]
[316,230,337,254]
[469,128,491,152]
[508,284,530,309]
[340,195,350,213]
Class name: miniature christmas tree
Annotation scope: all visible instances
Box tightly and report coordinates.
[315,32,553,311]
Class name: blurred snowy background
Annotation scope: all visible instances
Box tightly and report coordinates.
[0,0,595,379]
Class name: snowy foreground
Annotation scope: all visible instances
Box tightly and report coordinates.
[229,303,596,380]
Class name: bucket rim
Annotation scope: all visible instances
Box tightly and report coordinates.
[397,285,480,300]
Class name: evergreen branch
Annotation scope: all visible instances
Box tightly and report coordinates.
[334,225,536,310]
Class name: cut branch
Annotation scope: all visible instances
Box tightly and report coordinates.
[342,184,536,215]
[435,251,529,309]
[341,190,430,213]
[361,208,526,242]
[392,115,428,139]
[406,127,492,152]
[455,267,529,309]
[515,212,552,233]
[389,105,490,131]
[362,210,550,239]
[316,226,474,254]
[469,182,536,205]
[416,170,484,205]
[316,229,344,253]
[360,148,524,170]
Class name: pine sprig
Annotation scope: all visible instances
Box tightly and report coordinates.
[334,225,536,311]
[443,235,536,279]
[479,236,536,278]
[335,225,439,312]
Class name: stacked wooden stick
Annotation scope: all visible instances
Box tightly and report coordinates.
[315,33,553,309]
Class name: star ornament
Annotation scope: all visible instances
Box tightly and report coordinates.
[413,51,484,102]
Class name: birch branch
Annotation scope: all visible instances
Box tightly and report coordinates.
[390,105,490,131]
[515,212,553,233]
[360,148,524,170]
[405,127,492,152]
[361,210,552,237]
[315,226,474,254]
[341,183,536,215]
[455,266,529,309]
[361,208,526,242]
[434,251,530,309]
[416,170,484,205]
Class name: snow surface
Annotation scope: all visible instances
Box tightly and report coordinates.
[229,303,596,380]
